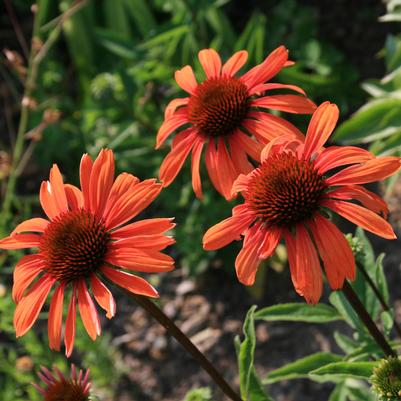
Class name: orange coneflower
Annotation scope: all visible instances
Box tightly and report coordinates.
[0,149,175,356]
[156,46,316,200]
[203,102,401,303]
[32,364,91,401]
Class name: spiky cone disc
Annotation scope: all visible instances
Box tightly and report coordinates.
[371,357,401,401]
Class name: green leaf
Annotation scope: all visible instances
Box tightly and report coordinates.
[329,292,365,332]
[264,352,343,384]
[255,303,342,323]
[333,331,358,354]
[328,383,348,401]
[309,361,376,383]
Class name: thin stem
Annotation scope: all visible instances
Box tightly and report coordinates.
[357,262,401,338]
[125,291,242,401]
[342,281,397,357]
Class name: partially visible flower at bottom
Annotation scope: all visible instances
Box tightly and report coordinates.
[371,357,401,401]
[203,102,400,303]
[33,364,92,401]
[0,149,175,356]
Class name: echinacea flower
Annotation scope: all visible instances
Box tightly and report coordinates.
[156,46,316,200]
[203,102,400,303]
[0,149,175,356]
[33,364,91,401]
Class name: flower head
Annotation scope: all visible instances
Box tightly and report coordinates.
[0,149,175,356]
[203,102,400,303]
[33,364,91,401]
[371,357,401,401]
[157,46,316,200]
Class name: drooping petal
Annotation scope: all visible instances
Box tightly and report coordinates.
[13,254,45,302]
[49,164,68,213]
[174,65,198,95]
[48,282,66,351]
[314,146,374,174]
[101,266,159,298]
[325,157,401,186]
[241,45,288,90]
[164,97,189,119]
[11,218,49,235]
[322,199,396,240]
[234,131,263,161]
[308,215,355,289]
[0,233,41,249]
[198,48,222,78]
[104,179,162,230]
[77,279,101,341]
[159,130,197,186]
[327,185,388,218]
[155,108,189,149]
[205,140,222,195]
[203,204,256,250]
[90,274,116,319]
[222,50,248,77]
[111,218,175,239]
[285,226,322,304]
[89,149,115,218]
[65,285,77,357]
[258,226,282,258]
[215,137,239,200]
[191,136,205,199]
[106,247,174,272]
[231,174,251,197]
[79,153,93,210]
[64,184,84,210]
[14,274,55,337]
[235,224,265,286]
[251,95,316,114]
[229,132,254,175]
[303,102,339,159]
[249,82,306,96]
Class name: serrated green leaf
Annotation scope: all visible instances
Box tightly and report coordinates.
[309,361,376,383]
[255,303,342,323]
[264,352,343,384]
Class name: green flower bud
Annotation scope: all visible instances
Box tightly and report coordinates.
[345,234,365,265]
[371,357,401,400]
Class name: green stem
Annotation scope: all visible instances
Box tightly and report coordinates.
[342,281,397,357]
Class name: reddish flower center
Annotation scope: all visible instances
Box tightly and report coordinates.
[188,77,249,136]
[40,209,110,282]
[245,153,327,226]
[44,380,88,401]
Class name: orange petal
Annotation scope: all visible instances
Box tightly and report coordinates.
[303,102,339,159]
[64,286,77,357]
[249,83,306,96]
[159,130,197,186]
[222,50,248,77]
[64,184,84,210]
[325,156,401,186]
[77,279,101,341]
[156,108,189,149]
[89,149,115,218]
[80,153,93,210]
[203,204,256,250]
[111,218,175,239]
[106,248,174,272]
[101,266,159,298]
[231,174,251,197]
[241,45,288,90]
[191,137,205,199]
[309,215,355,289]
[0,233,41,249]
[90,274,116,319]
[285,226,322,304]
[251,95,316,114]
[234,131,263,162]
[174,65,198,95]
[13,254,45,302]
[323,199,396,240]
[205,140,222,195]
[327,185,388,218]
[314,146,374,174]
[49,164,68,213]
[12,218,48,235]
[258,226,282,258]
[14,274,55,337]
[48,282,66,351]
[40,181,60,220]
[198,48,222,78]
[229,132,254,176]
[111,234,175,250]
[164,97,189,119]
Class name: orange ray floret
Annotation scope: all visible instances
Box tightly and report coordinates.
[203,102,401,304]
[0,149,175,356]
[156,47,316,200]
